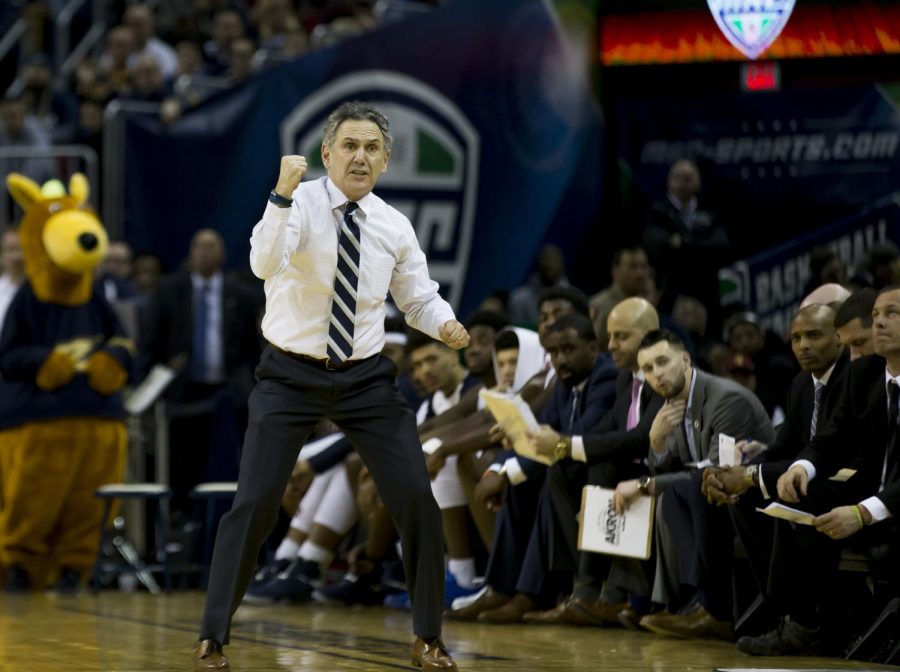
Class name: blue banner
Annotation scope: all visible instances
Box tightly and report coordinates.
[719,196,900,337]
[122,0,603,315]
[617,86,900,208]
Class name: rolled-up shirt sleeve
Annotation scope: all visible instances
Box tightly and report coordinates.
[390,224,455,339]
[249,198,303,279]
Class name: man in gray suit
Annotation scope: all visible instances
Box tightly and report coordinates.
[613,329,774,639]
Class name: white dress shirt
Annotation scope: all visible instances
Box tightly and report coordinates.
[251,177,454,359]
[0,274,23,335]
[790,365,895,522]
[760,363,837,500]
[570,371,643,463]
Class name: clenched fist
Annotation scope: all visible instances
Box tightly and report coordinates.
[438,320,470,350]
[273,155,308,200]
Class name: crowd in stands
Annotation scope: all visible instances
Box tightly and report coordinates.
[0,0,441,193]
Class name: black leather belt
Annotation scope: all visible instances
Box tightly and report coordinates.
[271,345,370,371]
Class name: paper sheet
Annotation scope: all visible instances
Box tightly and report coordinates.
[719,434,738,467]
[124,364,176,415]
[478,389,549,465]
[756,502,816,525]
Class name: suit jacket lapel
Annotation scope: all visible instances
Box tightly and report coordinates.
[689,370,706,460]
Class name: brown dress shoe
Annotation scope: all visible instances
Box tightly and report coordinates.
[567,597,628,626]
[445,586,509,621]
[522,596,594,626]
[617,606,645,630]
[193,639,230,671]
[477,593,535,624]
[641,605,732,640]
[411,637,458,671]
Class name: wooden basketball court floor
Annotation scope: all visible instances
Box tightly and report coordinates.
[0,592,894,672]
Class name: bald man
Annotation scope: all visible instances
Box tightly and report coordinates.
[523,297,666,625]
[141,229,262,516]
[800,282,851,310]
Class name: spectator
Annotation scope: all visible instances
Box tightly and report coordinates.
[132,252,163,298]
[802,245,846,298]
[508,244,568,327]
[724,310,796,419]
[140,229,261,518]
[175,40,206,77]
[124,4,179,80]
[851,243,899,291]
[204,10,246,76]
[227,37,257,83]
[252,0,300,52]
[0,227,25,333]
[99,241,139,302]
[589,244,649,349]
[0,95,55,186]
[97,26,138,98]
[18,53,78,138]
[125,54,172,103]
[643,159,728,329]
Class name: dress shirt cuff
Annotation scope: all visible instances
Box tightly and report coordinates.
[651,446,669,464]
[504,457,527,485]
[860,496,892,523]
[757,465,772,500]
[791,459,817,481]
[420,305,458,342]
[486,463,503,474]
[571,436,587,463]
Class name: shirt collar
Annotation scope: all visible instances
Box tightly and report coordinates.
[668,192,697,214]
[325,177,375,217]
[885,366,900,390]
[685,367,699,412]
[813,361,838,387]
[191,271,222,291]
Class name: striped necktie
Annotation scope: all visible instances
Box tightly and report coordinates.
[809,381,823,439]
[327,202,360,364]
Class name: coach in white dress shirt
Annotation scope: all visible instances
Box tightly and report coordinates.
[195,101,468,672]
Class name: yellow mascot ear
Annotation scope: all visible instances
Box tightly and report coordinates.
[69,173,90,205]
[6,173,42,210]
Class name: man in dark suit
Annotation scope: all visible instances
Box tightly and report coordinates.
[141,229,262,514]
[623,329,774,639]
[642,159,727,327]
[519,297,664,625]
[736,286,900,656]
[448,312,617,622]
[702,304,848,600]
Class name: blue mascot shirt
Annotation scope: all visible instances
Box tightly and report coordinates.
[0,282,133,429]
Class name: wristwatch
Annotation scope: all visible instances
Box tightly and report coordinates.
[638,475,652,495]
[743,465,760,488]
[269,190,292,207]
[554,436,571,462]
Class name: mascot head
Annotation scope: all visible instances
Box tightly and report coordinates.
[6,173,107,306]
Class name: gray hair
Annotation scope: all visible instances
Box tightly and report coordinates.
[322,101,392,152]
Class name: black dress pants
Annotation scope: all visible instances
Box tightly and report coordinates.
[200,347,444,642]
